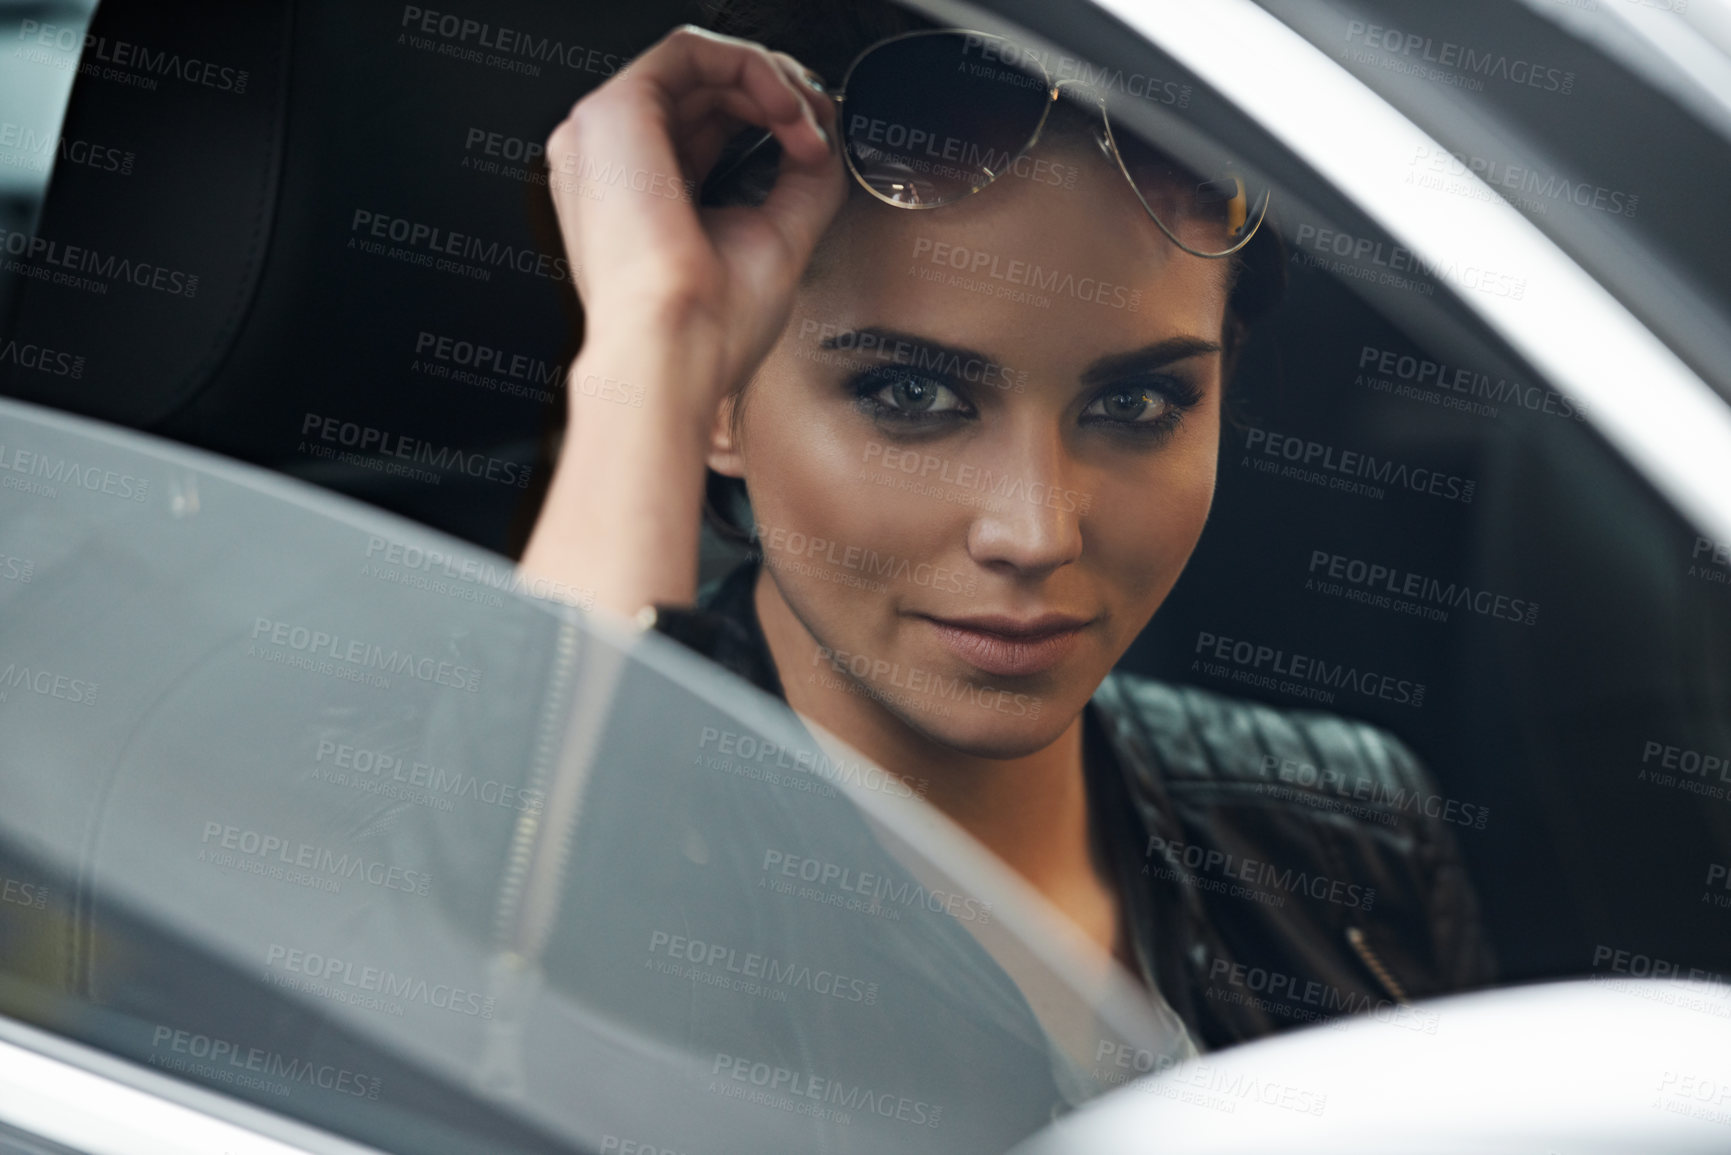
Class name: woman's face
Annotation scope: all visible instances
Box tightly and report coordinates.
[710,127,1232,759]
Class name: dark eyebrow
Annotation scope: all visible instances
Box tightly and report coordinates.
[818,327,1010,378]
[818,326,1221,387]
[1080,337,1223,387]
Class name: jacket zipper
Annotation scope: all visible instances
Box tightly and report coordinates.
[1345,926,1410,1005]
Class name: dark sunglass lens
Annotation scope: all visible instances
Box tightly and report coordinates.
[842,32,1051,206]
[1113,128,1265,255]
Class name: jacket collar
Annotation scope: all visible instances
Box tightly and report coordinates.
[697,558,1225,1031]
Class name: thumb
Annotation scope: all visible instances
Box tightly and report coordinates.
[753,139,849,280]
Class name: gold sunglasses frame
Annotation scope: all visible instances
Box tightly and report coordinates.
[830,28,1271,258]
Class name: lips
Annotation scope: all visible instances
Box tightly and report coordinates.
[919,613,1092,679]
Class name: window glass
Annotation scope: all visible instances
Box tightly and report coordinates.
[1,0,1729,1150]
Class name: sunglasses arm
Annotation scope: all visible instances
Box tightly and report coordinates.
[699,90,844,201]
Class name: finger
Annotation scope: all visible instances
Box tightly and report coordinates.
[671,86,777,180]
[575,28,828,197]
[666,74,828,194]
[628,25,815,144]
[764,51,833,167]
[769,50,836,140]
[547,89,708,291]
[751,124,847,272]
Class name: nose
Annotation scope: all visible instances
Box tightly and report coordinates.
[965,429,1085,577]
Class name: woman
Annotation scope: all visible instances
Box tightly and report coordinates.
[521,0,1493,1055]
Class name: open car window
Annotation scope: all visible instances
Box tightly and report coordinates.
[2,0,1731,1150]
[939,0,1731,996]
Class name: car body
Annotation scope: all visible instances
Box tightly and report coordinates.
[1,0,1728,1150]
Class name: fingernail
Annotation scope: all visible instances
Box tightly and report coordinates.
[815,123,832,152]
[802,71,828,95]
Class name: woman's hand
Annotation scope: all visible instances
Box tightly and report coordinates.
[521,25,844,618]
[547,23,845,421]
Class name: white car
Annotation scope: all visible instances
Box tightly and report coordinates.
[0,0,1728,1151]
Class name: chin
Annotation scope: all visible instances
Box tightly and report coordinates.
[881,690,1083,761]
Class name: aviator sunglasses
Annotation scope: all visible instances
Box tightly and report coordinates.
[712,29,1271,258]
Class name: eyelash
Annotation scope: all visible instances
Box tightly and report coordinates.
[847,367,1202,440]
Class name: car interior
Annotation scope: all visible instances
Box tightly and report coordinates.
[2,0,1729,1148]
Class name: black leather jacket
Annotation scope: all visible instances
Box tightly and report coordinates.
[651,557,1497,1051]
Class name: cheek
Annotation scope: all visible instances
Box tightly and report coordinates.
[1092,414,1219,616]
[736,359,963,596]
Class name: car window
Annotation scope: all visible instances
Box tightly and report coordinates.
[2,0,1730,1149]
[1253,0,1731,406]
[1073,0,1731,995]
[0,399,1192,1152]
